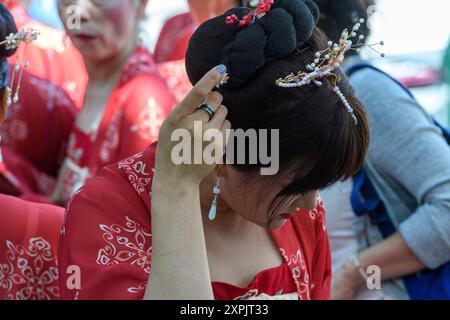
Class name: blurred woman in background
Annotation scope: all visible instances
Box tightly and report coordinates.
[58,0,370,300]
[314,0,450,300]
[0,3,64,300]
[154,0,244,64]
[51,0,175,205]
[157,0,258,103]
[3,0,86,108]
[0,0,78,202]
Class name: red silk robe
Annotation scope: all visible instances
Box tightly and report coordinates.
[0,194,64,300]
[58,143,332,300]
[7,0,87,109]
[0,69,77,199]
[157,58,192,104]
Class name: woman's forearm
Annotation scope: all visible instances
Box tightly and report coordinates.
[144,174,214,300]
[358,232,425,283]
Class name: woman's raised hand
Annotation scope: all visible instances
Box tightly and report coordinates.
[155,65,231,185]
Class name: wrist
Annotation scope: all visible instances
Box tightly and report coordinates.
[343,255,367,290]
[152,170,199,197]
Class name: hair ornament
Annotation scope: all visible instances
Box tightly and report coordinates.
[275,18,385,125]
[226,0,274,27]
[0,28,40,108]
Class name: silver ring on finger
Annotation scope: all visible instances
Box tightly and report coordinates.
[197,104,216,121]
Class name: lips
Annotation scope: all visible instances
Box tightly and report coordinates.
[73,33,97,42]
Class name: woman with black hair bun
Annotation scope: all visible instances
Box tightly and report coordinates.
[59,0,369,300]
[0,3,64,300]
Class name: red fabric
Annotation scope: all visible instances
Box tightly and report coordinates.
[58,143,332,300]
[157,59,192,104]
[7,1,87,109]
[0,146,56,197]
[66,127,94,167]
[60,47,175,203]
[154,12,196,64]
[212,263,298,300]
[0,69,77,197]
[0,69,77,177]
[0,194,64,300]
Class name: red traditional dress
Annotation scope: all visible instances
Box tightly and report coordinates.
[7,0,87,109]
[154,12,196,64]
[0,68,77,200]
[60,47,175,203]
[157,59,192,103]
[0,194,64,300]
[58,143,332,300]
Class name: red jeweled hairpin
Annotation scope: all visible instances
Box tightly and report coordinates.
[226,0,274,27]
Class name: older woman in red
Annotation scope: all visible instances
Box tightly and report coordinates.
[50,0,175,204]
[59,0,370,300]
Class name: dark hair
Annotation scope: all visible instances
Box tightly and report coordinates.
[0,3,17,107]
[0,3,18,59]
[313,0,374,51]
[186,0,369,201]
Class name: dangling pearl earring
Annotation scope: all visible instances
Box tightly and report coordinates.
[208,175,221,221]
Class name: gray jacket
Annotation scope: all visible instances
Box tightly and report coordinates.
[347,56,450,299]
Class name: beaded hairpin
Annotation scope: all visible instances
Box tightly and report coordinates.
[275,19,385,125]
[0,28,40,107]
[224,1,385,125]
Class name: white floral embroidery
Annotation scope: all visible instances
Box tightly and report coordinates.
[130,98,165,142]
[29,77,72,111]
[309,194,327,231]
[97,216,152,274]
[120,51,156,84]
[0,237,59,300]
[127,280,148,294]
[280,248,310,300]
[117,153,152,195]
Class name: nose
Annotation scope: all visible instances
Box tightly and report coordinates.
[61,0,93,24]
[78,0,94,23]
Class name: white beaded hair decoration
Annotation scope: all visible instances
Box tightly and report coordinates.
[0,28,40,107]
[275,18,385,125]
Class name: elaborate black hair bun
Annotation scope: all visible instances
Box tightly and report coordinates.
[186,0,320,88]
[0,3,18,58]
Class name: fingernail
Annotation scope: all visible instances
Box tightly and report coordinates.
[216,64,227,74]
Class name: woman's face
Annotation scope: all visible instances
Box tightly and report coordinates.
[57,0,145,62]
[219,165,317,229]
